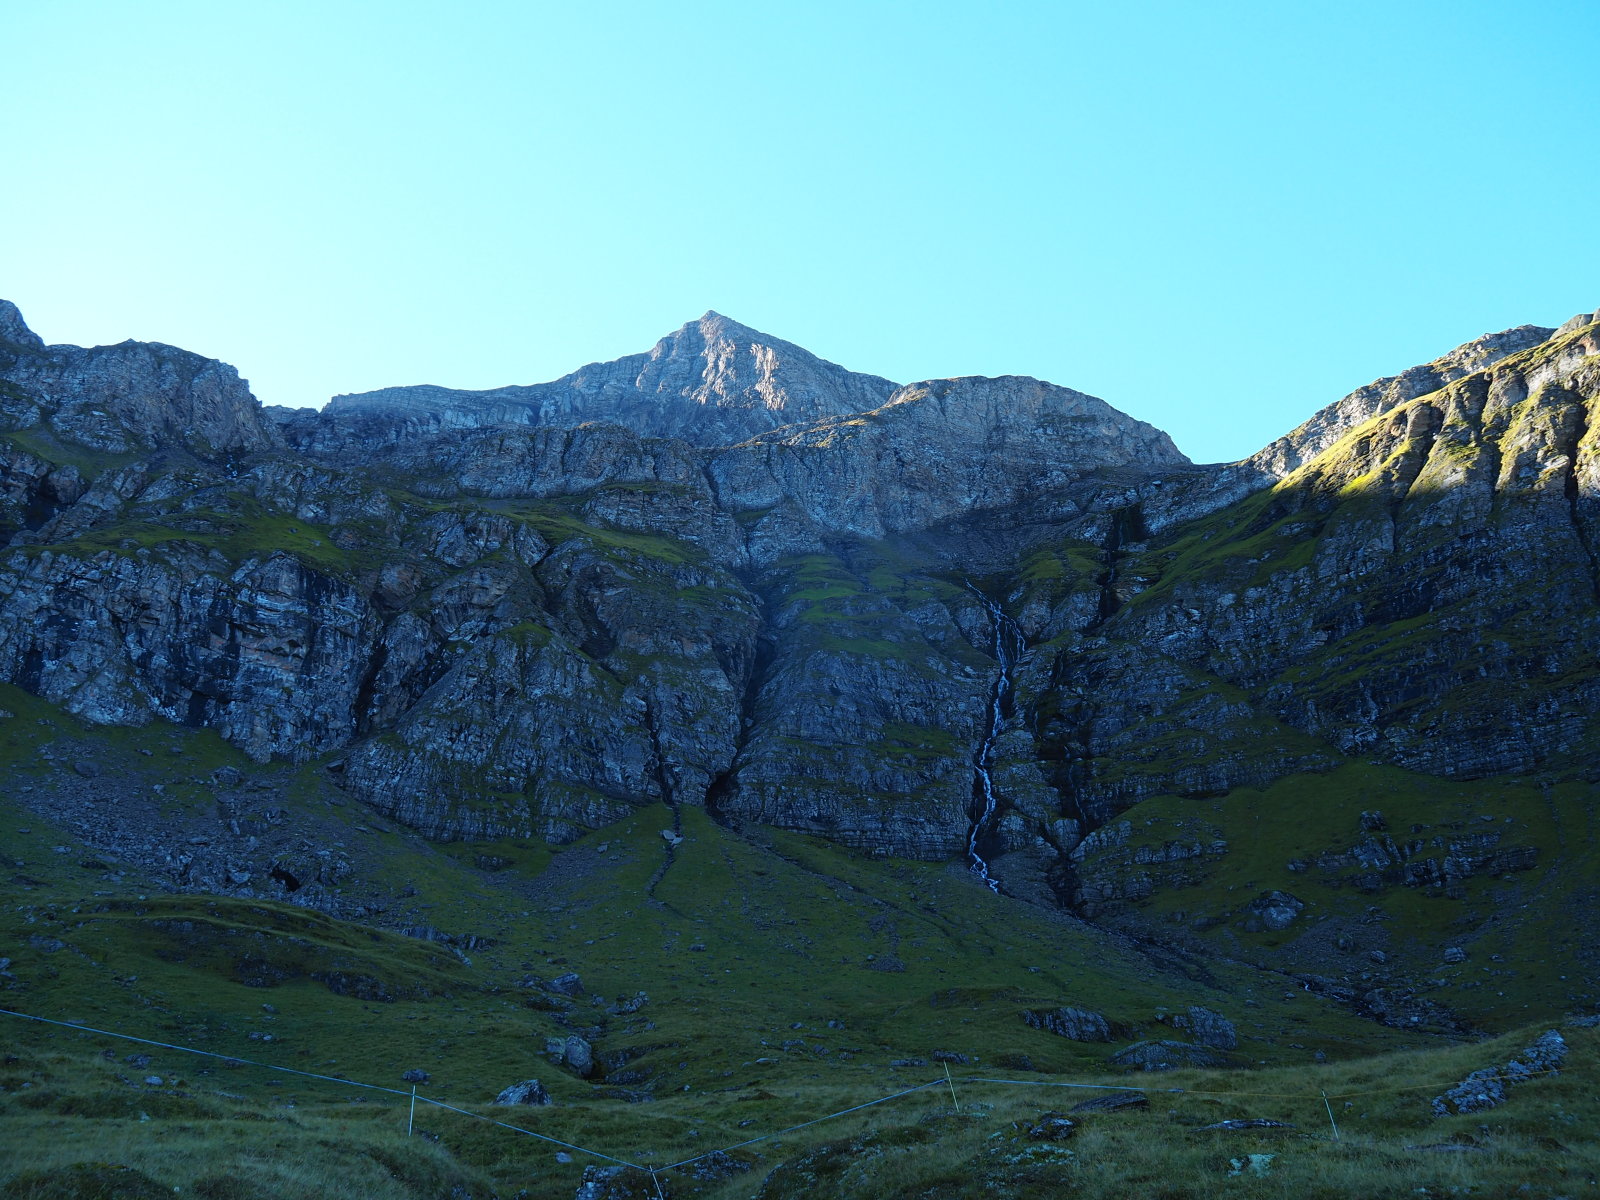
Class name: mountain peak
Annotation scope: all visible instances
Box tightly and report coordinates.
[323,310,901,446]
[681,310,772,343]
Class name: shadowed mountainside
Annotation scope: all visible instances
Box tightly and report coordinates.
[1,299,1598,1055]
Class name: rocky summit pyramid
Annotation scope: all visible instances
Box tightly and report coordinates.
[312,311,902,446]
[2,302,1600,1198]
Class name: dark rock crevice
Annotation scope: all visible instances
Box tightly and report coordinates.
[351,639,391,735]
[704,626,775,824]
[1092,503,1146,625]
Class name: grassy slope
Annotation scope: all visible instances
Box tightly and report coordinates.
[1072,763,1600,1028]
[745,1023,1600,1200]
[2,689,1522,1199]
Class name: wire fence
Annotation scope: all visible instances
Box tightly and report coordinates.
[0,1006,1569,1197]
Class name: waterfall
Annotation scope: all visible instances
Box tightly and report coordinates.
[965,585,1024,894]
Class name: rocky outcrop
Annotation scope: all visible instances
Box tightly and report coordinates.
[1244,891,1304,931]
[1431,1030,1566,1116]
[0,440,88,544]
[1025,311,1600,829]
[1022,1006,1112,1041]
[1175,1006,1237,1050]
[1068,1091,1148,1113]
[0,546,375,750]
[1,305,281,458]
[1304,830,1539,894]
[493,1079,552,1105]
[1068,821,1231,916]
[1108,1040,1226,1070]
[342,543,761,843]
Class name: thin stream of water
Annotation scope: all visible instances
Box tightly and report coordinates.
[965,586,1024,893]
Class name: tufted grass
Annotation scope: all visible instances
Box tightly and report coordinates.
[1,1021,1595,1198]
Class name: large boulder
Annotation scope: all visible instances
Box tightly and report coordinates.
[494,1079,552,1106]
[1023,1006,1112,1042]
[1069,1091,1149,1114]
[1109,1040,1226,1071]
[549,972,586,997]
[1244,891,1305,931]
[1182,1006,1238,1050]
[563,1035,596,1079]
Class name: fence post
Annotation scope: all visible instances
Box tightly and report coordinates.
[408,1086,417,1136]
[944,1064,960,1114]
[1321,1090,1340,1142]
[649,1167,666,1199]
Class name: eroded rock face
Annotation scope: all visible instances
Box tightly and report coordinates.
[0,547,374,751]
[0,306,280,457]
[1,296,1597,882]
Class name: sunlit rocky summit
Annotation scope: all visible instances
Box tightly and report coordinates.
[312,311,903,445]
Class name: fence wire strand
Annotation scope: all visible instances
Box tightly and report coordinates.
[0,1006,413,1097]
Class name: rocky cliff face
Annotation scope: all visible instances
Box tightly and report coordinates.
[0,298,1595,905]
[710,374,1187,542]
[0,301,281,459]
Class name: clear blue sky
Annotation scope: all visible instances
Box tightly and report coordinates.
[4,0,1597,463]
